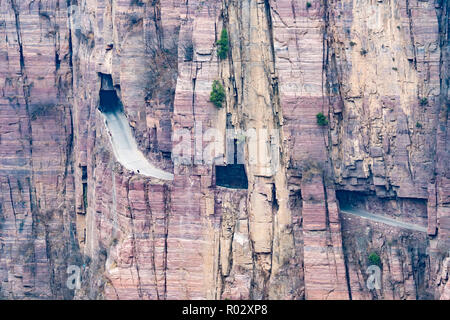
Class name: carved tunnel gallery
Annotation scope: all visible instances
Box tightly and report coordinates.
[98,73,122,113]
[336,190,368,209]
[215,134,248,189]
[215,164,248,189]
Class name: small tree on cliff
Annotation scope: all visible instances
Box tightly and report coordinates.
[210,80,226,108]
[316,112,329,126]
[368,252,381,266]
[419,97,428,106]
[217,28,229,60]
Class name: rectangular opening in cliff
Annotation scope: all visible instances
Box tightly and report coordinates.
[336,190,428,225]
[98,73,123,113]
[215,164,248,189]
[336,190,368,210]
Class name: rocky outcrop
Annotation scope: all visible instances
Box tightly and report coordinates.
[0,0,448,300]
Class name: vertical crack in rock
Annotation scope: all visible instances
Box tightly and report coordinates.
[162,183,170,300]
[323,0,353,300]
[125,178,144,299]
[143,180,161,299]
[405,0,418,70]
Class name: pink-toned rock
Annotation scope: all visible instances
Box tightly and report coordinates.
[0,0,448,300]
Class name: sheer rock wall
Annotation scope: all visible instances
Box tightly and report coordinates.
[0,0,448,299]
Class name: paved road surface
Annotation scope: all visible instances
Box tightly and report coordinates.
[103,110,174,181]
[340,207,427,233]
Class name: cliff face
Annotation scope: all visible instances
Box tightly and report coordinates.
[0,0,448,300]
[0,0,80,299]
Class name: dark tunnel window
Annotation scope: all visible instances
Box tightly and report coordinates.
[336,190,368,209]
[99,90,122,113]
[98,73,122,113]
[215,164,248,189]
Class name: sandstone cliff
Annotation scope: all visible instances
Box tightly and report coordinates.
[0,0,448,300]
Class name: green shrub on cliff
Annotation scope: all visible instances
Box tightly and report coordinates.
[210,80,226,108]
[419,97,428,106]
[368,252,381,266]
[316,112,328,126]
[217,28,229,60]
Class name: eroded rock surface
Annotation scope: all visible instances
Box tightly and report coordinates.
[0,0,448,299]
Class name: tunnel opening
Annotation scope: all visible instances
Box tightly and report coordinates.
[215,132,248,189]
[335,190,369,210]
[215,164,248,189]
[98,73,123,113]
[336,189,428,224]
[99,90,123,113]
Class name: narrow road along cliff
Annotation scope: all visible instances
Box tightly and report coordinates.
[340,207,427,233]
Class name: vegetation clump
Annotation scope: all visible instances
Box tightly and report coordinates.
[210,80,226,108]
[419,97,428,106]
[368,252,381,266]
[217,28,229,60]
[306,2,312,9]
[316,112,328,126]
